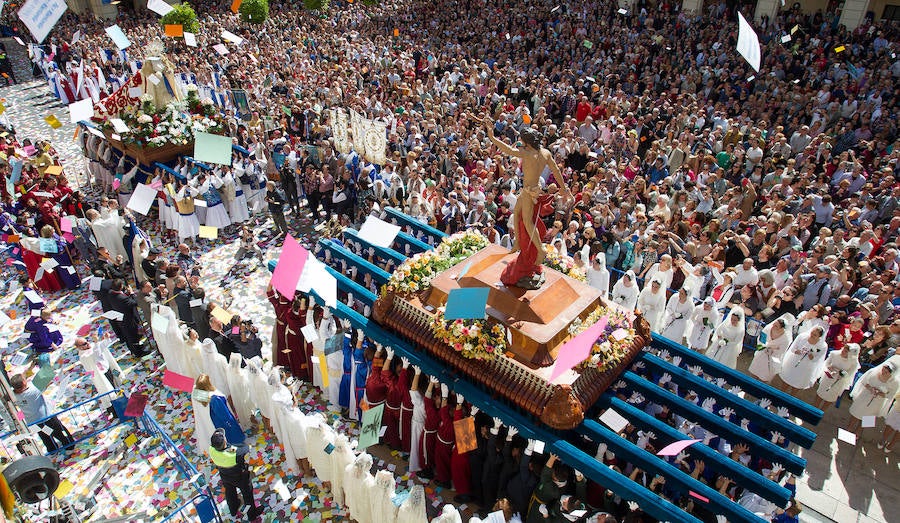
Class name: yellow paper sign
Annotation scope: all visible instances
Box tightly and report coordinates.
[0,103,5,116]
[198,225,218,239]
[834,45,845,53]
[54,479,74,498]
[45,165,63,175]
[318,354,329,388]
[393,28,399,37]
[125,433,138,447]
[44,114,62,129]
[211,306,233,324]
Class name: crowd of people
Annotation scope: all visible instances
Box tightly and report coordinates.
[0,0,899,521]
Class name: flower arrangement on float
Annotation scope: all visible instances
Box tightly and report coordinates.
[568,305,636,372]
[381,229,488,297]
[431,308,508,360]
[542,243,586,281]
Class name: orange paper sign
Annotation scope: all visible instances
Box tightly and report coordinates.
[231,0,242,12]
[164,25,183,37]
[393,28,399,37]
[453,416,478,454]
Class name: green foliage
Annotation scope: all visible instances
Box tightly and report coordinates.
[239,0,269,24]
[160,3,200,34]
[303,0,328,10]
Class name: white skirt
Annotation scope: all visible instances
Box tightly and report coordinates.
[204,202,232,229]
[228,191,250,224]
[177,212,200,241]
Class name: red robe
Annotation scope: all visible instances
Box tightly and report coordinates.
[364,355,388,410]
[450,407,472,495]
[434,404,454,484]
[268,288,308,380]
[500,194,554,286]
[267,287,289,360]
[421,395,440,472]
[382,365,403,449]
[399,367,413,453]
[22,247,63,292]
[285,303,310,380]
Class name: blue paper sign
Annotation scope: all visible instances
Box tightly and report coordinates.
[38,237,58,254]
[104,25,132,50]
[444,287,490,321]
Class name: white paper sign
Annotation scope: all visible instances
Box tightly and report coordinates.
[189,299,202,308]
[781,34,791,43]
[861,416,877,428]
[102,310,124,321]
[126,183,158,215]
[599,408,629,433]
[0,309,10,327]
[105,25,131,50]
[213,43,229,55]
[300,324,319,342]
[110,118,129,134]
[24,290,44,304]
[40,258,59,272]
[17,0,67,43]
[736,12,761,72]
[532,440,546,454]
[837,428,857,445]
[617,8,627,14]
[71,30,81,44]
[193,198,207,207]
[89,276,102,292]
[68,98,94,123]
[221,30,243,45]
[183,32,197,47]
[357,215,401,249]
[296,258,338,308]
[147,0,174,16]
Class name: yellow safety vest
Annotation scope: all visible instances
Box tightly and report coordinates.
[208,446,237,469]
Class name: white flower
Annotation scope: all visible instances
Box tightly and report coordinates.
[185,84,199,92]
[140,94,153,102]
[201,98,214,106]
[137,114,153,124]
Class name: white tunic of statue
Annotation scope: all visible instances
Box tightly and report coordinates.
[686,300,720,351]
[226,353,255,427]
[305,414,336,482]
[709,310,745,368]
[660,293,695,343]
[816,347,861,403]
[408,387,426,473]
[586,253,610,297]
[748,314,795,382]
[369,469,398,523]
[200,338,231,397]
[307,308,337,389]
[611,270,639,311]
[849,363,900,419]
[780,332,828,390]
[330,434,355,507]
[345,453,375,523]
[637,282,666,332]
[151,306,192,377]
[79,339,122,403]
[397,485,428,523]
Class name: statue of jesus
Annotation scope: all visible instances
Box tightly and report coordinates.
[484,119,572,289]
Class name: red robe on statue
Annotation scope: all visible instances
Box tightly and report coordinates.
[399,367,413,453]
[500,194,555,286]
[434,403,454,484]
[450,406,472,495]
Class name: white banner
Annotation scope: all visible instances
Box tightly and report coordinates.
[17,0,67,44]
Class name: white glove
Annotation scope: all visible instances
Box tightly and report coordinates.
[470,405,479,416]
[507,426,518,441]
[771,431,783,444]
[658,349,670,361]
[687,365,703,376]
[659,373,672,385]
[404,244,411,254]
[401,357,410,369]
[716,516,727,523]
[455,393,464,404]
[385,347,395,361]
[671,355,682,367]
[718,407,735,419]
[539,504,548,517]
[363,305,371,317]
[349,267,357,279]
[771,462,784,476]
[440,383,449,398]
[729,385,743,396]
[429,376,440,386]
[574,470,584,482]
[525,439,535,456]
[758,398,772,410]
[675,451,688,464]
[368,246,375,257]
[347,291,355,307]
[413,365,421,375]
[776,406,790,418]
[715,377,727,388]
[613,380,627,390]
[627,392,645,404]
[595,442,608,460]
[491,417,502,435]
[702,397,716,412]
[633,360,646,370]
[627,501,639,512]
[740,418,750,430]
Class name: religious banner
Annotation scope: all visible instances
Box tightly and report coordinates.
[362,119,387,165]
[17,0,67,44]
[329,108,351,154]
[349,109,366,154]
[95,71,144,121]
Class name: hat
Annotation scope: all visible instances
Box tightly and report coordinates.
[211,428,227,450]
[846,343,861,354]
[791,244,802,251]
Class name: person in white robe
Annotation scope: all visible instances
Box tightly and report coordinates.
[660,287,695,344]
[344,452,375,523]
[709,308,745,368]
[748,314,795,383]
[88,208,127,261]
[432,505,464,523]
[116,162,140,209]
[397,485,427,523]
[687,298,720,352]
[796,305,828,337]
[200,338,231,398]
[305,414,336,487]
[643,254,675,292]
[153,171,173,232]
[611,270,640,311]
[173,184,201,243]
[223,171,250,224]
[226,353,255,428]
[877,388,900,452]
[711,272,735,311]
[330,434,356,508]
[325,319,346,408]
[586,253,610,297]
[408,367,426,474]
[848,359,900,433]
[815,342,861,410]
[284,400,314,477]
[182,329,205,379]
[370,469,398,523]
[268,369,301,475]
[780,326,828,393]
[76,337,122,408]
[637,277,666,332]
[246,358,272,427]
[150,306,192,377]
[190,374,223,453]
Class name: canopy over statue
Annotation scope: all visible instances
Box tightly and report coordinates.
[483,119,572,289]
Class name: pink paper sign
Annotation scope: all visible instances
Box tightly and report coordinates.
[270,234,309,300]
[62,232,75,243]
[60,216,73,233]
[124,393,148,417]
[656,439,700,457]
[550,316,608,382]
[689,491,709,503]
[162,369,195,393]
[231,326,240,335]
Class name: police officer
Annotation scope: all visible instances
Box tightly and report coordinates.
[208,428,262,521]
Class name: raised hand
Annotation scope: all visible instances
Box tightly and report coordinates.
[659,373,672,385]
[718,407,735,419]
[627,392,645,404]
[758,398,772,410]
[776,406,790,418]
[400,356,410,369]
[507,426,518,441]
[671,355,682,367]
[702,397,716,412]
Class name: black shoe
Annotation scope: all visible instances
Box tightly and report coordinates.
[245,507,262,521]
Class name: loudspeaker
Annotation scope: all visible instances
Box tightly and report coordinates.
[2,455,60,504]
